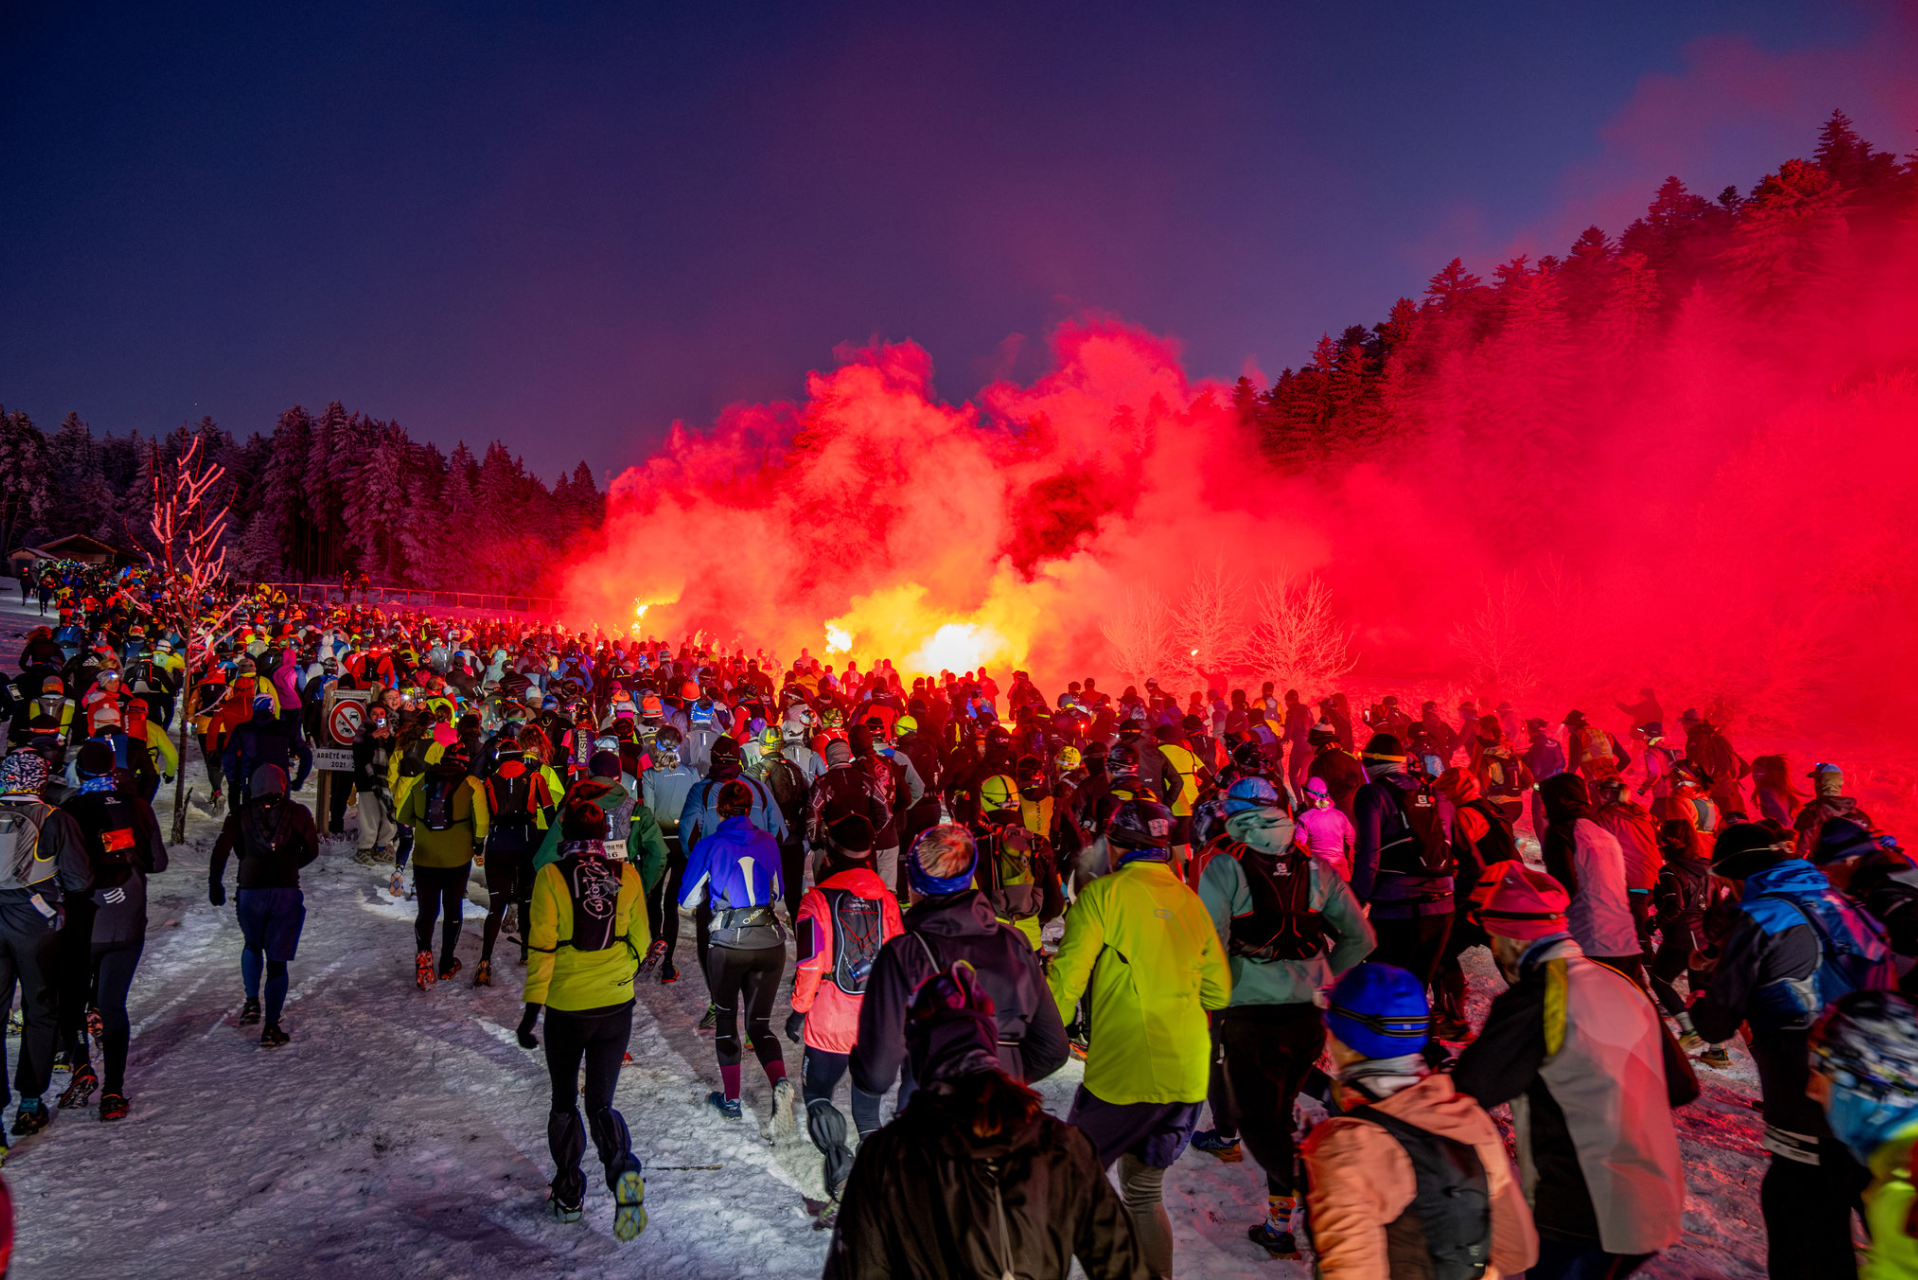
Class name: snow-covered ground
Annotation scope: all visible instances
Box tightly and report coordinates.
[1,597,1772,1277]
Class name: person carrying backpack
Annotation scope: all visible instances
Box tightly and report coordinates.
[751,728,812,925]
[1809,990,1918,1280]
[1353,734,1454,992]
[1429,767,1521,1041]
[477,739,555,985]
[207,764,317,1048]
[55,742,167,1122]
[971,774,1064,951]
[399,745,490,989]
[1693,821,1897,1280]
[0,751,92,1142]
[1194,777,1374,1258]
[786,812,904,1218]
[1303,962,1538,1280]
[515,798,649,1239]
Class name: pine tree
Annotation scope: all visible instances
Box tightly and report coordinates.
[0,409,51,555]
[262,407,314,579]
[1424,258,1484,314]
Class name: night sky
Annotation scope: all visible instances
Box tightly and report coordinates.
[3,1,1911,477]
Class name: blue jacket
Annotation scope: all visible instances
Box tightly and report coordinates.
[677,772,787,846]
[680,815,783,912]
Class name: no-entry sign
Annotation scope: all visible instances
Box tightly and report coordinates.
[326,689,371,746]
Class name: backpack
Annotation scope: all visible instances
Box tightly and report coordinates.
[1758,889,1896,1016]
[823,886,886,995]
[83,797,144,885]
[763,756,809,827]
[984,827,1047,922]
[0,802,54,892]
[1482,747,1525,801]
[486,770,543,854]
[1228,843,1333,962]
[1378,778,1452,878]
[560,851,624,952]
[421,774,460,832]
[1342,1106,1492,1280]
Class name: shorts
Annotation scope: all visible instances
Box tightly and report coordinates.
[236,887,306,963]
[1066,1086,1203,1169]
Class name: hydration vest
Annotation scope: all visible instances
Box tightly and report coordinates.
[558,845,624,952]
[982,825,1048,923]
[1378,778,1451,877]
[1227,842,1333,962]
[821,885,885,995]
[1341,1106,1492,1280]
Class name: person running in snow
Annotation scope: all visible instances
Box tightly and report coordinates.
[207,764,316,1048]
[398,743,489,988]
[1302,963,1538,1280]
[1047,797,1231,1280]
[1536,773,1643,981]
[0,751,91,1142]
[515,797,649,1238]
[821,962,1148,1280]
[640,726,699,982]
[474,738,556,985]
[55,741,166,1122]
[1292,776,1356,881]
[1193,777,1374,1258]
[787,812,903,1217]
[680,779,793,1128]
[1646,820,1734,1069]
[1429,766,1520,1041]
[1351,733,1454,993]
[1453,860,1694,1279]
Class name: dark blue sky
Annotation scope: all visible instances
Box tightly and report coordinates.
[2,1,1910,478]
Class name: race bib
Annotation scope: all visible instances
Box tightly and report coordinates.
[604,839,629,859]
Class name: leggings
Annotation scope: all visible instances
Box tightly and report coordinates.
[480,850,532,962]
[1119,1155,1173,1278]
[413,863,470,968]
[657,848,711,974]
[1647,927,1706,1020]
[1371,913,1452,990]
[240,951,290,1024]
[68,942,144,1095]
[542,1003,639,1199]
[1220,1003,1324,1196]
[705,943,785,1077]
[803,1047,883,1194]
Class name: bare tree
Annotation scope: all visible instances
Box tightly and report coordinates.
[1450,573,1537,701]
[1244,570,1357,697]
[1171,558,1248,686]
[1101,585,1177,688]
[144,434,237,842]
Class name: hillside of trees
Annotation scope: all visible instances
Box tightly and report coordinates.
[0,402,604,592]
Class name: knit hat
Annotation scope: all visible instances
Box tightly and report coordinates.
[589,750,622,779]
[1360,733,1404,763]
[906,961,1002,1086]
[825,811,875,856]
[1304,777,1332,803]
[1223,775,1284,817]
[1470,860,1570,940]
[1326,964,1432,1059]
[1711,821,1794,880]
[0,751,48,798]
[76,741,117,778]
[561,799,611,841]
[824,739,853,766]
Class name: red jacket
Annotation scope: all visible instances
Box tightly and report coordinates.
[793,866,904,1054]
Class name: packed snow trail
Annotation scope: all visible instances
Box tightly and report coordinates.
[1,600,1772,1278]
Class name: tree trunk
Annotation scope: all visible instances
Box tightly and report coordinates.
[169,692,192,845]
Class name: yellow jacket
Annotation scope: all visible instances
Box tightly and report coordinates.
[523,853,650,1012]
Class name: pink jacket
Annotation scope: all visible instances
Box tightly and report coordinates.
[793,866,904,1054]
[1296,806,1356,879]
[272,651,303,711]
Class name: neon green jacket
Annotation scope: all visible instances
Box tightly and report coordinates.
[1047,857,1231,1105]
[1865,1120,1918,1280]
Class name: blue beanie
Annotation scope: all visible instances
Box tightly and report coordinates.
[1224,775,1283,816]
[1325,963,1431,1059]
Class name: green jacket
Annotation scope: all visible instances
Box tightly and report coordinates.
[1047,858,1231,1106]
[1197,845,1374,1008]
[523,855,649,1012]
[399,769,488,869]
[1865,1119,1918,1280]
[532,777,669,893]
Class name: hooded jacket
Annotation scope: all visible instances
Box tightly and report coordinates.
[793,864,905,1054]
[1453,935,1694,1255]
[1539,775,1639,959]
[853,889,1068,1098]
[1197,844,1374,1007]
[1303,1072,1538,1280]
[1047,858,1231,1105]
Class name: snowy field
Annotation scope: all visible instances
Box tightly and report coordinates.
[0,597,1772,1278]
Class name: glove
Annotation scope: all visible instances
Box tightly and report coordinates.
[208,881,226,907]
[785,1010,806,1041]
[516,1003,541,1050]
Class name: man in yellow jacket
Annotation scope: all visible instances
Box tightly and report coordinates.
[518,798,650,1239]
[1048,796,1231,1280]
[399,747,488,988]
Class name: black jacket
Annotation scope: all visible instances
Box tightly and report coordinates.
[823,1081,1147,1280]
[60,789,168,945]
[209,796,320,892]
[852,890,1068,1097]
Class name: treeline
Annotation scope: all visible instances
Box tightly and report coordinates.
[1244,109,1918,484]
[0,402,603,591]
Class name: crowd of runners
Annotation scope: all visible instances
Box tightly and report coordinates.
[3,556,1916,1278]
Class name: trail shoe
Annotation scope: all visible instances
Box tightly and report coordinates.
[260,1023,291,1048]
[612,1167,648,1241]
[416,950,436,989]
[351,847,382,866]
[438,958,462,983]
[58,1065,98,1110]
[1700,1045,1733,1070]
[813,1193,841,1231]
[697,1004,719,1031]
[1433,1015,1472,1042]
[12,1100,50,1138]
[706,1091,743,1121]
[1192,1128,1243,1162]
[638,939,667,975]
[659,963,679,985]
[548,1172,585,1224]
[1679,1032,1707,1054]
[771,1079,796,1136]
[473,959,493,988]
[389,870,405,897]
[99,1093,130,1122]
[86,1005,104,1047]
[239,997,263,1026]
[1247,1221,1301,1259]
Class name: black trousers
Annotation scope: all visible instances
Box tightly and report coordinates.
[803,1047,883,1195]
[1220,1003,1325,1196]
[69,943,143,1095]
[1371,913,1452,990]
[480,849,532,962]
[1647,927,1705,1020]
[0,905,64,1105]
[542,1003,639,1196]
[1761,1138,1867,1280]
[778,840,807,925]
[705,943,785,1071]
[413,863,470,967]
